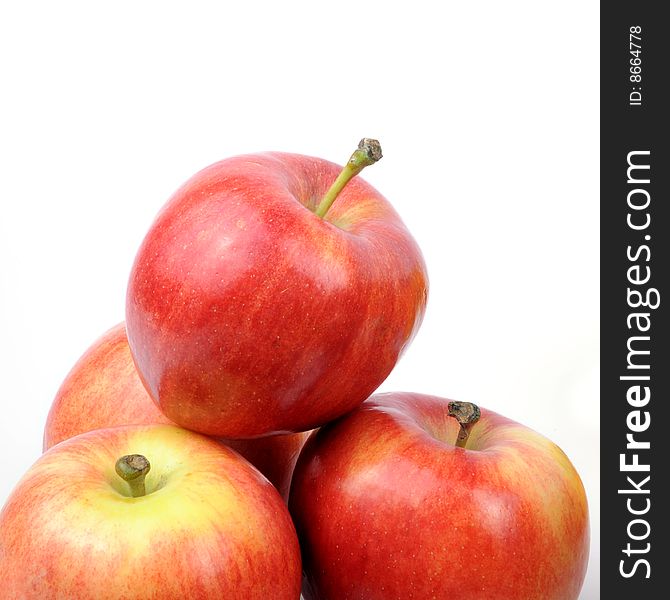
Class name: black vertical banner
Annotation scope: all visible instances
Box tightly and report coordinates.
[601,2,669,597]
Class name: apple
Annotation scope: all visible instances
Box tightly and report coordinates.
[224,430,311,502]
[126,139,428,438]
[0,424,302,599]
[289,392,589,600]
[44,322,310,499]
[43,322,173,448]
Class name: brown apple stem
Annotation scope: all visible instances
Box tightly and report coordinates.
[314,138,383,218]
[447,401,481,449]
[115,454,151,497]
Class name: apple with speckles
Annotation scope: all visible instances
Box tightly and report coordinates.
[289,392,589,600]
[0,424,302,599]
[126,139,428,438]
[44,322,310,500]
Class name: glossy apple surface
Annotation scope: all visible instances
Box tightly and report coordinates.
[0,424,302,599]
[44,322,309,499]
[289,392,589,600]
[126,150,428,437]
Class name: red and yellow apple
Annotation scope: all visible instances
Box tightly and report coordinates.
[44,322,310,499]
[43,322,172,448]
[0,424,302,599]
[289,392,589,600]
[126,140,428,438]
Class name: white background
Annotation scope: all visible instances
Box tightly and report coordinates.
[0,2,599,598]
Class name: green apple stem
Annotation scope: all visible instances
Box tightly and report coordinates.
[115,454,151,498]
[447,401,481,449]
[314,138,383,218]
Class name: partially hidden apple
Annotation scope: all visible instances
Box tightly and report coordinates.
[289,392,589,600]
[43,323,173,446]
[0,424,302,599]
[126,139,428,438]
[44,322,310,499]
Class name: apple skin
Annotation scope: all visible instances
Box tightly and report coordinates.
[126,151,428,438]
[0,424,302,599]
[44,322,310,500]
[289,392,589,600]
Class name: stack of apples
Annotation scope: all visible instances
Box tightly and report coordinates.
[0,140,589,599]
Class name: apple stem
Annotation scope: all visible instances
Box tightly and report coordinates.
[447,401,481,449]
[115,454,151,497]
[314,138,383,218]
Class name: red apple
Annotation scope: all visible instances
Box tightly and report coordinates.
[289,392,589,600]
[0,424,302,599]
[43,322,173,448]
[225,431,310,502]
[126,140,428,438]
[44,322,310,499]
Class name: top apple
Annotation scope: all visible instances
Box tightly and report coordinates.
[126,140,428,438]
